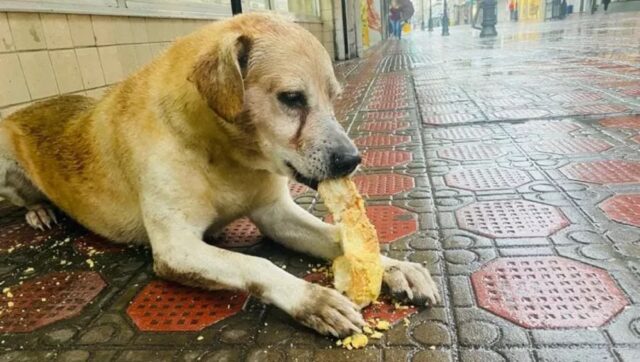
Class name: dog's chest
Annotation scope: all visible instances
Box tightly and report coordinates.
[205,168,272,218]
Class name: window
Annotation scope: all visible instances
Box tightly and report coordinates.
[0,0,320,20]
[0,0,232,19]
[244,0,270,10]
[287,0,319,17]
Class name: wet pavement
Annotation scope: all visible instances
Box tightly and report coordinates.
[1,11,640,362]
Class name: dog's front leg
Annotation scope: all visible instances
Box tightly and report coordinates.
[252,193,441,306]
[142,200,364,337]
[251,193,342,260]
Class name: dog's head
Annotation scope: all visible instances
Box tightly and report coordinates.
[189,13,360,189]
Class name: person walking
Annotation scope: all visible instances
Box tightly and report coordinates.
[602,0,611,12]
[508,0,516,21]
[389,1,402,39]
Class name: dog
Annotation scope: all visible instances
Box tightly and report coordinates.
[0,13,439,337]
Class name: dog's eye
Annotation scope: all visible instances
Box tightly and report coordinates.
[277,91,307,109]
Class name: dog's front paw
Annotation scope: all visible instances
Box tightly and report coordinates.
[292,283,366,338]
[382,257,441,306]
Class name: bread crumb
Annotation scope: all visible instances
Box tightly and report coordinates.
[375,320,390,331]
[196,335,204,341]
[86,259,95,268]
[350,334,368,348]
[370,331,383,339]
[340,334,368,349]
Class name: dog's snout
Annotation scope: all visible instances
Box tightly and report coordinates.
[329,148,361,177]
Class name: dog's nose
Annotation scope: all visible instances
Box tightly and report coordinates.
[329,149,362,177]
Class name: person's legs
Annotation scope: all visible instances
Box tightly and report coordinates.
[392,20,400,38]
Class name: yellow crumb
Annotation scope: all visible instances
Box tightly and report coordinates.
[370,331,383,339]
[350,334,368,349]
[375,320,391,331]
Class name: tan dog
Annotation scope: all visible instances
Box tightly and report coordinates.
[0,13,439,337]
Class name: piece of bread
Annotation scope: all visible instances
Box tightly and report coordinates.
[318,178,383,307]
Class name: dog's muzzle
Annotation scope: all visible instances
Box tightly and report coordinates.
[328,146,361,178]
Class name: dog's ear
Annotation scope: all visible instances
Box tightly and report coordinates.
[190,34,251,121]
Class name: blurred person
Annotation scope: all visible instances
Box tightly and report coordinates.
[389,0,402,39]
[602,0,611,12]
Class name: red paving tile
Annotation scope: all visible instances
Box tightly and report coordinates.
[0,271,105,332]
[208,218,262,248]
[357,120,410,132]
[361,150,412,168]
[438,144,506,161]
[456,200,569,238]
[472,256,629,328]
[325,205,417,243]
[599,115,640,129]
[365,99,411,110]
[600,194,640,227]
[445,168,531,191]
[353,174,414,196]
[361,111,411,121]
[73,232,127,255]
[289,182,310,197]
[127,280,248,332]
[534,137,613,154]
[354,135,410,147]
[365,205,417,243]
[560,160,640,184]
[0,219,63,253]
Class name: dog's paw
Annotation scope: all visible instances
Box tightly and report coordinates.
[25,205,58,231]
[382,258,441,306]
[292,283,366,338]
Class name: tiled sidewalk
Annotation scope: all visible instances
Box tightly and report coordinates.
[1,12,640,362]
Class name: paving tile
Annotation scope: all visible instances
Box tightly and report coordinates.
[126,280,248,332]
[205,217,263,249]
[600,194,640,227]
[471,256,629,328]
[0,271,105,332]
[560,160,640,184]
[534,348,616,361]
[456,200,569,238]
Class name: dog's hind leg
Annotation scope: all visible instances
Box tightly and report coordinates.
[0,137,57,230]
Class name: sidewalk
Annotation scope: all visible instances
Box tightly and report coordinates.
[0,12,639,362]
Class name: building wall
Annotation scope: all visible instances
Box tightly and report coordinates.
[0,11,327,120]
